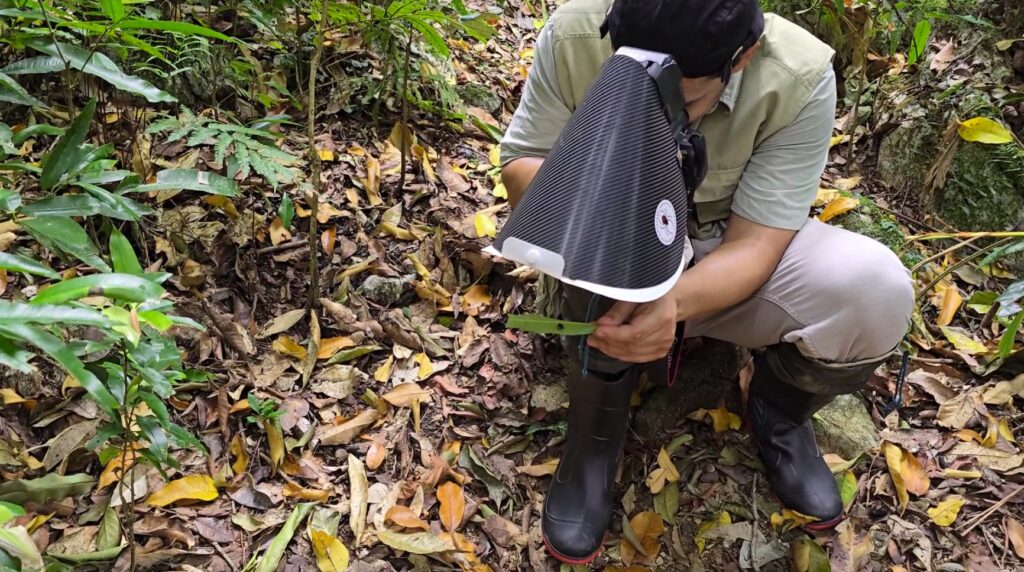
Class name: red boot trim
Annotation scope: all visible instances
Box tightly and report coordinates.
[542,533,602,566]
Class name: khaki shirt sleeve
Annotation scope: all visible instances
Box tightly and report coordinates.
[730,66,837,230]
[499,25,573,166]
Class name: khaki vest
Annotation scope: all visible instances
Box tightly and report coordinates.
[545,0,835,238]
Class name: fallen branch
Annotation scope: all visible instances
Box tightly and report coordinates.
[257,238,306,255]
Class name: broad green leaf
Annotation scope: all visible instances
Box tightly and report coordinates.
[323,345,382,365]
[998,280,1024,318]
[958,117,1015,144]
[0,252,60,279]
[23,39,175,103]
[103,306,141,347]
[21,216,110,272]
[376,529,455,555]
[0,337,34,373]
[0,190,18,212]
[997,38,1024,51]
[506,314,596,335]
[837,470,857,511]
[41,98,96,191]
[0,324,118,412]
[0,72,45,107]
[127,168,239,196]
[980,239,1024,267]
[138,310,172,331]
[0,302,109,326]
[109,228,142,275]
[279,194,294,229]
[32,273,163,305]
[96,507,121,550]
[22,195,104,217]
[0,473,96,505]
[791,537,831,572]
[81,184,152,220]
[0,501,24,526]
[907,19,931,66]
[12,124,63,146]
[1,55,66,76]
[1000,311,1024,357]
[252,503,315,572]
[98,0,124,20]
[114,19,240,44]
[0,527,43,570]
[940,327,988,355]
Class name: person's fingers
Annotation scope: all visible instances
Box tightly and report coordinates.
[594,322,640,345]
[596,301,638,326]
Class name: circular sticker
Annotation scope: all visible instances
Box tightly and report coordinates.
[654,200,676,246]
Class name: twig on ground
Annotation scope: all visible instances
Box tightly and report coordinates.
[305,0,330,311]
[959,483,1024,535]
[257,238,306,256]
[750,473,759,571]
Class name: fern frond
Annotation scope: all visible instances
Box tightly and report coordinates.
[213,133,232,167]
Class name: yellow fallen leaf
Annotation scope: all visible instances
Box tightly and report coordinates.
[834,176,863,190]
[438,481,466,532]
[474,211,497,238]
[203,195,239,219]
[317,336,356,360]
[958,117,1014,144]
[461,284,492,316]
[492,182,507,200]
[927,494,965,527]
[283,482,330,502]
[829,134,848,147]
[269,216,292,246]
[0,388,26,405]
[147,474,218,507]
[310,528,350,572]
[769,508,818,530]
[374,356,394,382]
[1000,418,1016,443]
[695,511,731,553]
[99,448,138,489]
[405,253,431,281]
[941,327,989,355]
[707,404,742,433]
[379,222,419,241]
[364,156,382,206]
[265,420,284,473]
[385,505,430,531]
[819,196,860,222]
[943,468,982,479]
[516,458,559,477]
[488,144,501,167]
[273,335,308,360]
[937,285,963,327]
[414,352,433,381]
[317,148,335,162]
[104,112,119,124]
[883,442,929,512]
[229,433,249,475]
[814,188,840,207]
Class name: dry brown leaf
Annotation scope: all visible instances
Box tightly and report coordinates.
[1007,517,1024,558]
[620,511,664,566]
[99,448,138,489]
[283,482,330,502]
[366,438,388,471]
[265,420,284,473]
[269,216,292,246]
[516,459,558,477]
[382,383,431,408]
[364,156,382,206]
[319,409,381,446]
[930,39,956,73]
[385,505,430,531]
[936,388,982,429]
[437,481,466,532]
[461,284,492,316]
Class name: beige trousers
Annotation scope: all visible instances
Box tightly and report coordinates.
[561,219,915,382]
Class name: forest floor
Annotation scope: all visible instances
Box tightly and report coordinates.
[3,1,1024,572]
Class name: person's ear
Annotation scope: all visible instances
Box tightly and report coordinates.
[731,41,761,73]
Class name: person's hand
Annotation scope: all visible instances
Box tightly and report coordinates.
[586,293,681,363]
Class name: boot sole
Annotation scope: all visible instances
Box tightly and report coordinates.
[542,532,602,565]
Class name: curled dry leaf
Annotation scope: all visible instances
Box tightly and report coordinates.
[927,495,965,527]
[382,383,431,408]
[883,442,929,512]
[283,482,330,503]
[620,511,664,566]
[348,454,369,546]
[310,528,350,572]
[818,196,860,223]
[516,458,558,477]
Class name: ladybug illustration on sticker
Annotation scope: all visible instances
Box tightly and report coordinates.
[654,200,676,246]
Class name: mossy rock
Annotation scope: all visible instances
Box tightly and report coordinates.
[940,142,1024,231]
[456,82,503,115]
[876,118,940,193]
[831,192,923,268]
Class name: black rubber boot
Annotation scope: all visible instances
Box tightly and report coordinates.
[542,366,639,564]
[747,343,879,530]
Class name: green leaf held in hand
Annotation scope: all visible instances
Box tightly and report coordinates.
[506,314,596,336]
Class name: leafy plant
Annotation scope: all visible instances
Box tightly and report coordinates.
[147,109,299,188]
[246,395,285,425]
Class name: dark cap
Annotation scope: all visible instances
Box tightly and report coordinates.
[601,0,765,79]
